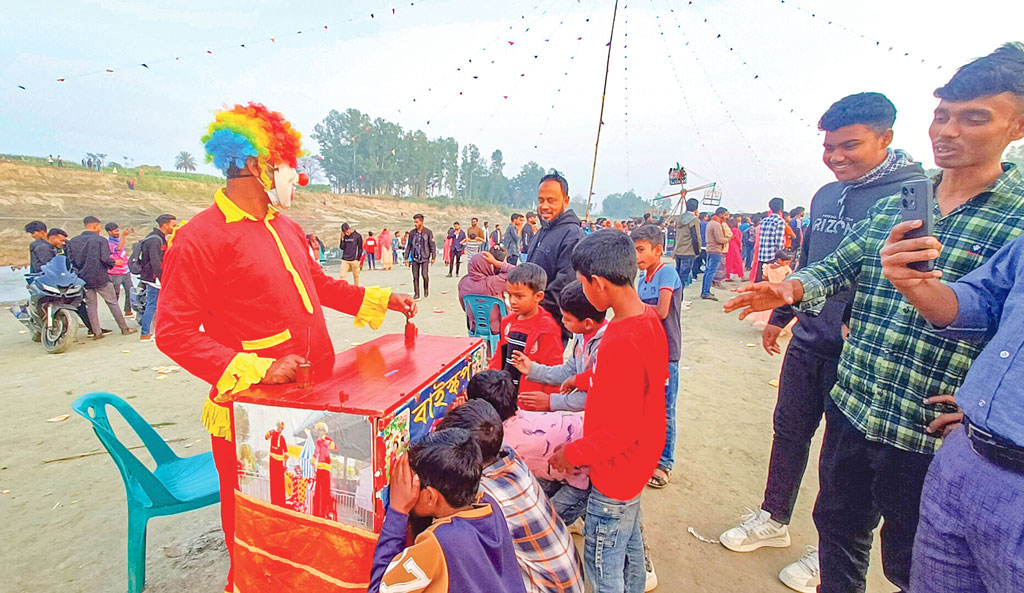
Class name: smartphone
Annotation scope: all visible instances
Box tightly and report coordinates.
[900,177,936,272]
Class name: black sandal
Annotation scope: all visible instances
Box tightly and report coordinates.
[647,469,670,489]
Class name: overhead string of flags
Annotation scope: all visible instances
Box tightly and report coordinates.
[774,0,944,70]
[652,0,770,182]
[646,0,725,186]
[416,0,563,127]
[15,4,421,90]
[389,0,552,120]
[534,8,596,149]
[678,1,814,129]
[477,0,587,134]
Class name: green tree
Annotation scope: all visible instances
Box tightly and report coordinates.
[458,144,484,201]
[601,190,649,219]
[508,161,547,209]
[174,151,197,172]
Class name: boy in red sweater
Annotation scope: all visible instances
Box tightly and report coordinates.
[550,229,668,593]
[489,262,564,395]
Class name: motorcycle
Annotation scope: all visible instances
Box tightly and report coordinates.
[10,255,86,353]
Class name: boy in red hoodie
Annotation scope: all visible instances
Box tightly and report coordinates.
[550,229,668,593]
[490,262,564,395]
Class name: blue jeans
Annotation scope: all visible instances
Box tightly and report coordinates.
[701,253,723,297]
[140,285,159,336]
[674,255,694,289]
[585,488,646,593]
[659,361,679,471]
[537,478,590,526]
[366,253,375,269]
[910,427,1024,593]
[741,242,754,270]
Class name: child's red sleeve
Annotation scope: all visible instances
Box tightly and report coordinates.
[489,319,507,369]
[535,330,565,367]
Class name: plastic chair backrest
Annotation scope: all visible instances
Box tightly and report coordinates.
[71,392,181,507]
[462,294,507,337]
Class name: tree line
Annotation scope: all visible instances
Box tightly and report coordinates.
[310,107,655,216]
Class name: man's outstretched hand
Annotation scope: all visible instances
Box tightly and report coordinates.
[723,280,805,320]
[389,292,418,318]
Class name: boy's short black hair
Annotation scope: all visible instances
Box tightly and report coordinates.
[818,92,898,134]
[539,172,569,197]
[558,280,606,322]
[768,197,785,214]
[488,246,507,261]
[104,222,118,232]
[466,370,517,421]
[341,222,351,231]
[571,229,637,287]
[83,216,100,226]
[25,221,46,234]
[775,248,794,261]
[436,399,504,462]
[935,43,1024,105]
[156,214,176,226]
[409,428,482,508]
[630,223,663,248]
[47,228,67,238]
[507,262,547,293]
[685,198,699,212]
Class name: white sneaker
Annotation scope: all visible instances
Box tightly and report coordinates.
[779,547,820,593]
[644,552,658,591]
[719,508,791,552]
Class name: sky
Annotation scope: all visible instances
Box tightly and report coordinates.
[1,0,1022,213]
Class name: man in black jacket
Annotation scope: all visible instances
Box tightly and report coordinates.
[25,221,53,274]
[406,214,436,300]
[526,172,585,344]
[138,214,176,341]
[339,223,363,286]
[67,216,135,338]
[718,93,924,592]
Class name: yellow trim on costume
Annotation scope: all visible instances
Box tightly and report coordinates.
[270,453,287,461]
[214,188,256,223]
[353,286,391,330]
[165,219,188,248]
[215,352,275,395]
[262,217,314,314]
[241,328,292,351]
[201,399,233,440]
[316,462,332,471]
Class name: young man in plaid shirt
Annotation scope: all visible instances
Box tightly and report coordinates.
[726,44,1024,593]
[755,198,787,282]
[439,399,583,593]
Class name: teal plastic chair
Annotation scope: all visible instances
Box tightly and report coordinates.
[72,392,220,593]
[463,294,507,357]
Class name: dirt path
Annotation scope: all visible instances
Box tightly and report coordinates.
[0,262,889,592]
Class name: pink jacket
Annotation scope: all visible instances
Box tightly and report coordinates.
[503,411,589,490]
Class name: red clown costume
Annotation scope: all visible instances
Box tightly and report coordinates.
[264,424,287,507]
[156,103,397,592]
[310,422,337,521]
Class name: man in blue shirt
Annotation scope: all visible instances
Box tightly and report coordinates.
[882,221,1024,592]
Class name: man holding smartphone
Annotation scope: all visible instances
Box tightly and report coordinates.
[724,43,1024,593]
[718,92,923,593]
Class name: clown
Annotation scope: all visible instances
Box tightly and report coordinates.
[264,421,288,507]
[156,102,416,592]
[310,421,338,521]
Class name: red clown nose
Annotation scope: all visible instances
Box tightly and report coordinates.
[297,172,309,187]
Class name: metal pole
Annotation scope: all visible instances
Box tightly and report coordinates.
[583,0,620,222]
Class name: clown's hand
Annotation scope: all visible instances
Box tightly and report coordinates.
[264,354,304,384]
[389,292,418,318]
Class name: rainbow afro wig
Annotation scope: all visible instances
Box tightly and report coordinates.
[202,102,303,185]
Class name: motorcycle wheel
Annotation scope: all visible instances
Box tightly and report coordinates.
[43,309,77,354]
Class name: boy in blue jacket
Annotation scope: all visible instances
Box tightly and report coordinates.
[368,429,525,593]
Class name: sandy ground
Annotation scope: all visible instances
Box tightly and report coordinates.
[0,260,890,593]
